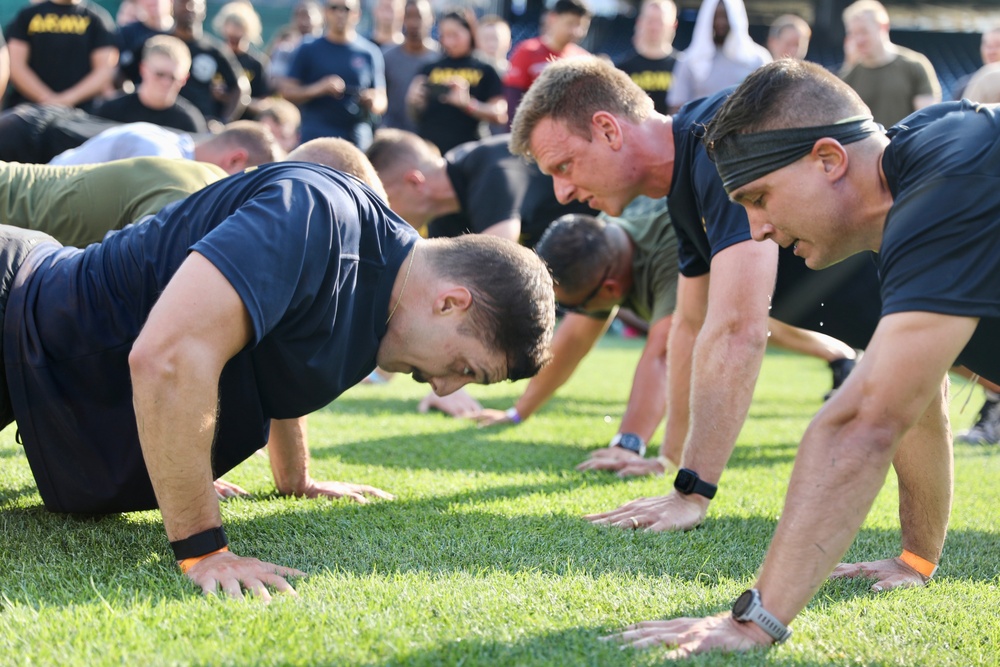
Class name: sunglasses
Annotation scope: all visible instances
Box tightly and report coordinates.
[148,69,181,82]
[557,265,610,314]
[327,4,352,11]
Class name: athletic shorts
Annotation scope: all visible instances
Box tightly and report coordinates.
[0,226,60,430]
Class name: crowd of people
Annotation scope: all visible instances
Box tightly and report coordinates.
[0,0,998,658]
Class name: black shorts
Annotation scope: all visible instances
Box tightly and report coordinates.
[0,226,59,430]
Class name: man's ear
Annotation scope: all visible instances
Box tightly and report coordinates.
[812,138,848,181]
[591,111,624,150]
[403,168,426,187]
[434,286,473,314]
[221,148,250,174]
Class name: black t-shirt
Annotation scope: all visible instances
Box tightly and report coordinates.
[880,101,1000,382]
[428,134,594,248]
[417,54,503,154]
[237,49,272,100]
[177,33,243,121]
[0,103,120,163]
[615,51,679,115]
[669,89,880,349]
[94,91,208,133]
[4,0,118,111]
[4,162,418,514]
[116,21,164,85]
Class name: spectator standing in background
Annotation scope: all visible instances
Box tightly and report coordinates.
[667,0,770,113]
[952,26,1000,99]
[118,0,174,86]
[503,0,590,125]
[96,35,207,132]
[169,0,249,123]
[0,28,9,107]
[839,0,939,127]
[616,0,681,115]
[279,0,387,149]
[767,13,811,60]
[476,15,512,76]
[267,0,323,80]
[4,0,119,112]
[380,0,438,133]
[407,10,505,153]
[369,0,405,49]
[212,2,272,119]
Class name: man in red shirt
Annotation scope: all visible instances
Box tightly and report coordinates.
[503,0,590,126]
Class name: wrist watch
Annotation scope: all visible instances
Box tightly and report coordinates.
[610,432,646,457]
[731,588,792,644]
[673,468,717,499]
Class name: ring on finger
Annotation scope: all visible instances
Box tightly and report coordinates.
[629,517,639,529]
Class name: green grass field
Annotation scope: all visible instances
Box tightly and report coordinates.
[0,335,998,666]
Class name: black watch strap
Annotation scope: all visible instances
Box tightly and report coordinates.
[673,468,717,499]
[170,526,228,560]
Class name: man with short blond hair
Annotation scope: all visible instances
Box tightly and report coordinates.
[96,34,207,132]
[840,0,940,126]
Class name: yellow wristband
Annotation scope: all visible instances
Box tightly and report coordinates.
[178,545,229,574]
[900,549,937,579]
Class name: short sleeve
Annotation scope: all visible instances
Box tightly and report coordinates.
[504,43,534,91]
[88,4,119,51]
[191,179,338,342]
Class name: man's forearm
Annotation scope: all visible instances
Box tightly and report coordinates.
[267,416,311,495]
[894,380,952,562]
[619,316,671,442]
[131,351,223,542]
[679,318,768,481]
[57,64,116,107]
[515,314,606,418]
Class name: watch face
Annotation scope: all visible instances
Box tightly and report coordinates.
[732,590,754,618]
[674,468,697,494]
[616,434,643,454]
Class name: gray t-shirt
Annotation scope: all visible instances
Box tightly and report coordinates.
[381,42,439,132]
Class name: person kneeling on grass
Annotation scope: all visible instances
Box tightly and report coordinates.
[0,161,554,599]
[604,58,1000,655]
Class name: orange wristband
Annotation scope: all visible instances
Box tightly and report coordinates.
[900,549,937,579]
[178,545,229,574]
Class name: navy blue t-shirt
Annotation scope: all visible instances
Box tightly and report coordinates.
[880,101,1000,382]
[288,35,385,147]
[3,163,418,514]
[669,89,881,350]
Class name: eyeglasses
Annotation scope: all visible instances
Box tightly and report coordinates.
[327,4,352,11]
[557,265,610,314]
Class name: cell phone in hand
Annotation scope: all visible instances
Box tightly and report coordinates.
[424,82,452,98]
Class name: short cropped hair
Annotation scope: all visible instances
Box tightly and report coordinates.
[704,59,871,157]
[842,0,889,26]
[212,120,281,166]
[551,0,590,17]
[510,56,653,161]
[768,14,811,42]
[143,35,192,72]
[535,214,613,293]
[366,128,442,180]
[427,235,555,381]
[212,1,264,45]
[287,137,388,201]
[256,97,301,130]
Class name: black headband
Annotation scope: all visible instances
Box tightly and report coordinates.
[711,116,883,193]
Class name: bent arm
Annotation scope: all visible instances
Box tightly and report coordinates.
[512,312,609,419]
[54,46,118,107]
[7,39,56,103]
[130,252,254,543]
[756,311,976,624]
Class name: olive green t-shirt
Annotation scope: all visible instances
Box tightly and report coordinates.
[600,195,679,324]
[0,157,226,247]
[840,46,940,127]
